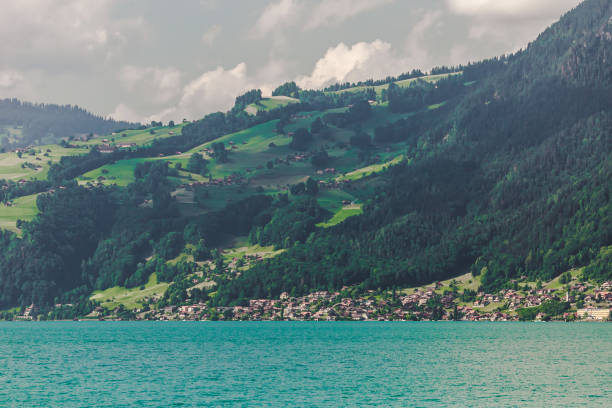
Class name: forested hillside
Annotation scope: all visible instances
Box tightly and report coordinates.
[0,0,611,314]
[0,99,135,149]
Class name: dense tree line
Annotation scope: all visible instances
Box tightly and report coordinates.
[0,98,135,149]
[212,0,612,304]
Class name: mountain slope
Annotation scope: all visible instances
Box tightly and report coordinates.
[213,0,612,304]
[0,98,136,149]
[1,0,611,312]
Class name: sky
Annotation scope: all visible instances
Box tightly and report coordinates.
[0,0,583,123]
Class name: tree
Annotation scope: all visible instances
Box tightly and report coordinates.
[305,177,319,196]
[212,142,229,163]
[168,120,175,127]
[290,128,312,151]
[290,182,306,196]
[187,153,207,174]
[155,232,184,260]
[311,150,329,168]
[272,82,300,98]
[311,117,325,134]
[350,131,372,149]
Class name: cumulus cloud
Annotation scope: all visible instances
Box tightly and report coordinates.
[296,40,408,89]
[114,63,257,123]
[201,25,222,46]
[119,66,182,104]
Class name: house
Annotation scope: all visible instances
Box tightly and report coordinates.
[577,308,610,320]
[98,144,116,153]
[24,304,39,317]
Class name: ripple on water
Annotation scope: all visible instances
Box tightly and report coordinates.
[0,322,611,407]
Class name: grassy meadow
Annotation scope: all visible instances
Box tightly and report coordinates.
[0,193,39,233]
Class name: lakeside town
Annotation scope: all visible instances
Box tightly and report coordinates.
[10,276,612,323]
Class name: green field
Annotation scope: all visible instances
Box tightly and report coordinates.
[0,145,87,181]
[317,204,363,228]
[245,96,299,115]
[338,155,404,181]
[330,72,462,97]
[0,193,39,233]
[90,273,169,310]
[74,123,185,148]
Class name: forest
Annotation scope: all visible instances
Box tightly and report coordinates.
[0,99,135,149]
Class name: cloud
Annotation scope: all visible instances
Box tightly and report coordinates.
[446,0,583,52]
[253,0,394,36]
[116,63,255,123]
[305,0,394,30]
[296,40,408,89]
[201,25,222,46]
[109,103,143,123]
[404,11,442,71]
[446,0,582,20]
[0,0,148,72]
[0,70,24,89]
[253,0,300,37]
[119,66,182,104]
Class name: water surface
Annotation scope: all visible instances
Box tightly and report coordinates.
[1,322,610,407]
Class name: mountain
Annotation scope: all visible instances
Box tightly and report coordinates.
[0,0,611,314]
[0,98,137,149]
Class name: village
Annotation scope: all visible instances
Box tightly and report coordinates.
[51,277,610,323]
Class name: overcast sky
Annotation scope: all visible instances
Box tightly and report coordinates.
[0,0,582,123]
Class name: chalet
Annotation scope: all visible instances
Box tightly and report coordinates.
[98,144,116,153]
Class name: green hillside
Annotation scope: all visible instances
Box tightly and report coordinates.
[1,0,612,316]
[330,72,462,96]
[245,96,299,115]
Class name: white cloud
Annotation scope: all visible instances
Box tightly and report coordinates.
[253,0,300,37]
[404,11,442,71]
[252,0,394,36]
[0,0,147,71]
[121,63,256,123]
[110,103,143,123]
[119,66,182,104]
[296,40,408,89]
[201,25,222,46]
[305,0,394,30]
[446,0,583,52]
[447,0,582,19]
[0,70,24,89]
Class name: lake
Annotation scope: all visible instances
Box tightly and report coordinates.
[1,322,610,407]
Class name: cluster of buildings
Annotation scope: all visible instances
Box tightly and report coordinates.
[138,279,612,322]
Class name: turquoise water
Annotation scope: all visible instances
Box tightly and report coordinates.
[1,322,611,407]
